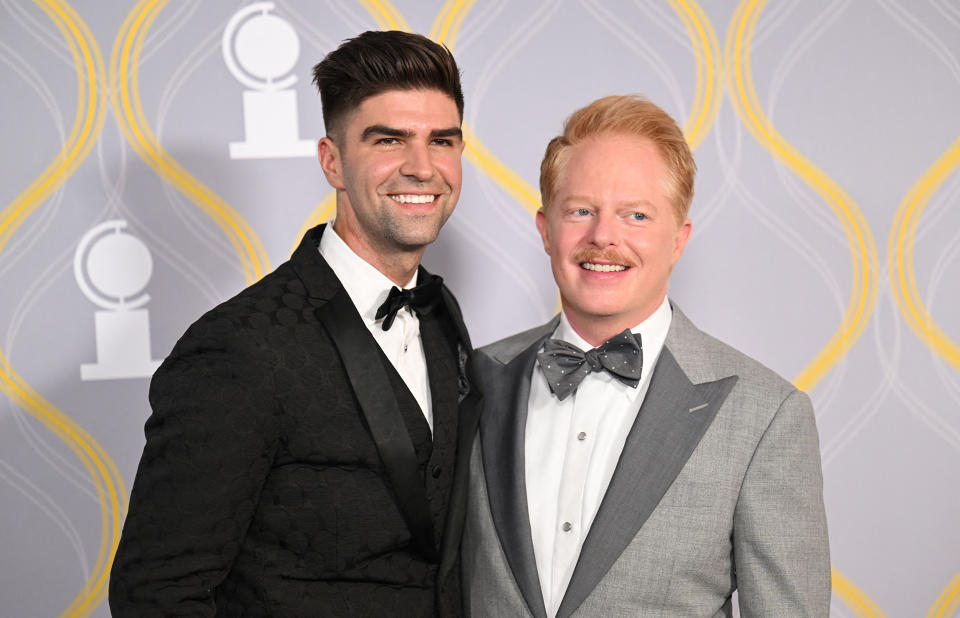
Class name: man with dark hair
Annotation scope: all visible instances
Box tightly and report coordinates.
[462,95,830,616]
[110,30,479,617]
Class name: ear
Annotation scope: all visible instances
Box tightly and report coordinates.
[318,137,346,190]
[671,218,692,264]
[535,208,551,255]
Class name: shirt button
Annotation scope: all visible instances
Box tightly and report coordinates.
[577,431,587,441]
[562,521,572,532]
[431,465,442,479]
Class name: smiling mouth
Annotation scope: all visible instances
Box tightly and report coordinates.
[389,194,437,204]
[581,262,628,272]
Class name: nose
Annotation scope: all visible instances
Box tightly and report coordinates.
[399,142,435,182]
[587,210,620,248]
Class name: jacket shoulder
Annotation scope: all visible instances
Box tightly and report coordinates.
[478,319,557,366]
[668,304,797,399]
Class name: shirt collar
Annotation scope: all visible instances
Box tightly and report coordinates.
[554,295,673,399]
[318,224,418,324]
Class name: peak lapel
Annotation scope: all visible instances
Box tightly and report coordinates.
[315,287,439,562]
[556,348,738,617]
[480,336,551,618]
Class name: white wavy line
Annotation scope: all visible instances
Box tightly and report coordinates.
[767,0,849,124]
[877,0,960,415]
[766,0,851,247]
[0,38,68,277]
[820,276,899,465]
[877,0,960,83]
[140,0,204,64]
[275,0,339,55]
[580,0,687,123]
[750,0,803,49]
[443,205,555,341]
[449,0,508,56]
[930,0,960,29]
[463,173,555,320]
[100,115,224,308]
[0,456,90,576]
[712,117,847,347]
[4,237,112,500]
[630,0,691,48]
[467,0,561,127]
[0,0,71,65]
[456,0,562,324]
[914,169,960,239]
[152,7,246,277]
[924,173,960,410]
[692,99,740,235]
[313,0,376,38]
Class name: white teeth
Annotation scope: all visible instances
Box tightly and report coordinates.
[391,194,436,204]
[582,263,627,272]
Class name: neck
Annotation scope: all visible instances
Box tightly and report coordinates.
[331,221,422,286]
[563,299,665,348]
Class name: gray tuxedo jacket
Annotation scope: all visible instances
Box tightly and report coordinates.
[462,304,830,617]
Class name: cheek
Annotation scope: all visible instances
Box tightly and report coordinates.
[437,155,463,187]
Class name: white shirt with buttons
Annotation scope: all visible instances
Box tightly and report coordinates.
[524,296,672,617]
[319,225,433,432]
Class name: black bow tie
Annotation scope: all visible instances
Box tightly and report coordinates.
[375,274,443,331]
[537,329,643,401]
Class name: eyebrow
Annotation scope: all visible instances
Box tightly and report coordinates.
[361,125,463,141]
[564,195,658,209]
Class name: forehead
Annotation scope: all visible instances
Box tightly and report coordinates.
[553,133,669,205]
[344,88,461,133]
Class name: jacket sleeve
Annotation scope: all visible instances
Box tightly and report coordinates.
[109,320,278,617]
[733,388,832,617]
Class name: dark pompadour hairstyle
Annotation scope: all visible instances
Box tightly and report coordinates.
[312,30,464,137]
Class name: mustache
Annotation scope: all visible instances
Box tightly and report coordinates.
[571,247,637,268]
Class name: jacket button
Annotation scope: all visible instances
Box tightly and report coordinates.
[431,465,442,479]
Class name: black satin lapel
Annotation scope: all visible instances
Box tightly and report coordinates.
[480,340,551,618]
[315,289,439,562]
[556,349,738,618]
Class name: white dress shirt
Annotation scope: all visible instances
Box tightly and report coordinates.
[525,297,672,617]
[318,225,433,431]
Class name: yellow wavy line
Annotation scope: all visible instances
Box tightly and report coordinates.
[725,0,878,393]
[110,0,270,285]
[0,0,104,253]
[889,136,960,372]
[292,191,336,255]
[462,125,542,216]
[359,0,409,32]
[667,0,722,151]
[833,568,887,617]
[726,2,880,614]
[0,2,126,616]
[928,572,960,618]
[431,0,475,50]
[428,0,455,41]
[429,1,543,216]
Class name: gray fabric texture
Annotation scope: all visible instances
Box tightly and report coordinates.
[462,303,831,617]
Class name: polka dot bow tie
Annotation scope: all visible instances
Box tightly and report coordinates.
[537,330,643,401]
[375,274,443,331]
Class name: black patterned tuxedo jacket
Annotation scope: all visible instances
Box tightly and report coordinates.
[109,224,482,617]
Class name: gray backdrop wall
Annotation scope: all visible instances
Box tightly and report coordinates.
[1,1,958,616]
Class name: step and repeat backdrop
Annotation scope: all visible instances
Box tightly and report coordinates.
[1,1,958,616]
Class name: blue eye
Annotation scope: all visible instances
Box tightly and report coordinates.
[631,212,647,221]
[575,208,591,216]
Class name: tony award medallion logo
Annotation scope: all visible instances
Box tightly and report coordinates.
[224,2,315,159]
[75,220,162,381]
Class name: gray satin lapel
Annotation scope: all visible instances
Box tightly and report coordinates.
[556,348,738,618]
[480,339,550,618]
